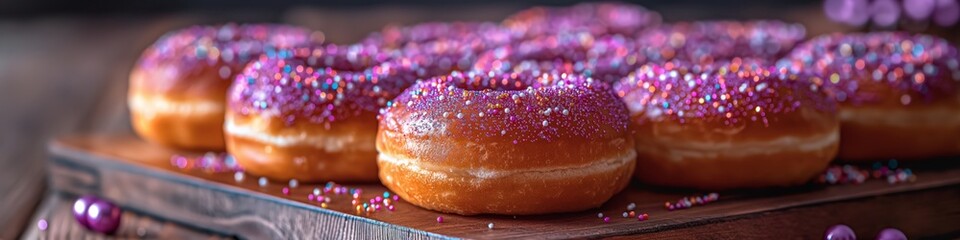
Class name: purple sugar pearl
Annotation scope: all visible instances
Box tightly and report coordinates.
[86,200,122,234]
[825,224,857,240]
[875,228,907,240]
[73,195,98,228]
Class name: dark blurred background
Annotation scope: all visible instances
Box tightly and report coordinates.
[0,0,954,239]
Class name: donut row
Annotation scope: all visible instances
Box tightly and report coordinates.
[128,3,960,215]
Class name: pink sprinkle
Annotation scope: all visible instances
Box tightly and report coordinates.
[316,196,325,202]
[437,216,444,223]
[374,196,383,203]
[388,205,395,211]
[308,194,315,201]
[392,195,400,201]
[282,187,290,195]
[375,204,382,210]
[603,217,611,223]
[37,219,48,231]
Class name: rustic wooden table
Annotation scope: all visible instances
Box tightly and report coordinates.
[4,4,944,239]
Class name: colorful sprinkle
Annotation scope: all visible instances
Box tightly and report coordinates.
[635,21,806,63]
[781,32,960,105]
[233,172,244,182]
[258,177,268,187]
[503,2,661,38]
[230,44,419,126]
[664,193,719,210]
[616,59,836,127]
[381,71,629,143]
[37,219,47,231]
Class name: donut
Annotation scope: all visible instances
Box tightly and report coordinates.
[473,33,640,83]
[225,44,416,182]
[503,2,661,38]
[635,21,806,64]
[781,32,960,161]
[615,59,839,190]
[363,22,514,50]
[377,71,635,215]
[129,23,321,150]
[364,22,516,79]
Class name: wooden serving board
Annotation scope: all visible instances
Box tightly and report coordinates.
[47,135,960,239]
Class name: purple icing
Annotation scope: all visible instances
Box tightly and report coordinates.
[780,32,960,105]
[380,71,629,142]
[503,2,662,38]
[363,22,515,49]
[615,59,836,126]
[363,22,517,81]
[229,44,418,126]
[635,20,807,64]
[473,33,640,83]
[136,23,320,81]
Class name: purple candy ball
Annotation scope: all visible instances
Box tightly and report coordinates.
[825,0,870,25]
[876,228,907,240]
[86,200,122,234]
[872,0,902,26]
[904,0,937,19]
[72,195,98,228]
[825,224,857,240]
[934,0,960,26]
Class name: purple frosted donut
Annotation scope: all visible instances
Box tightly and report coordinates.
[615,59,839,189]
[363,21,515,50]
[129,23,321,150]
[635,20,806,64]
[377,71,635,215]
[225,43,417,182]
[473,33,640,83]
[503,2,662,39]
[365,22,517,79]
[780,32,960,161]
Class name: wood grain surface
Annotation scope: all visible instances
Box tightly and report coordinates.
[20,192,231,240]
[47,135,960,239]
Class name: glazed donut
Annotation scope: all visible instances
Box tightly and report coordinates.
[781,32,960,161]
[129,23,321,150]
[473,33,640,83]
[225,44,416,182]
[615,59,839,190]
[377,71,635,215]
[635,21,806,64]
[503,2,661,38]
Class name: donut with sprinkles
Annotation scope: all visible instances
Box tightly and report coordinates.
[634,20,806,64]
[225,44,417,182]
[377,71,635,215]
[473,33,641,83]
[129,23,322,150]
[781,32,960,161]
[503,2,661,38]
[615,58,839,190]
[365,22,516,80]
